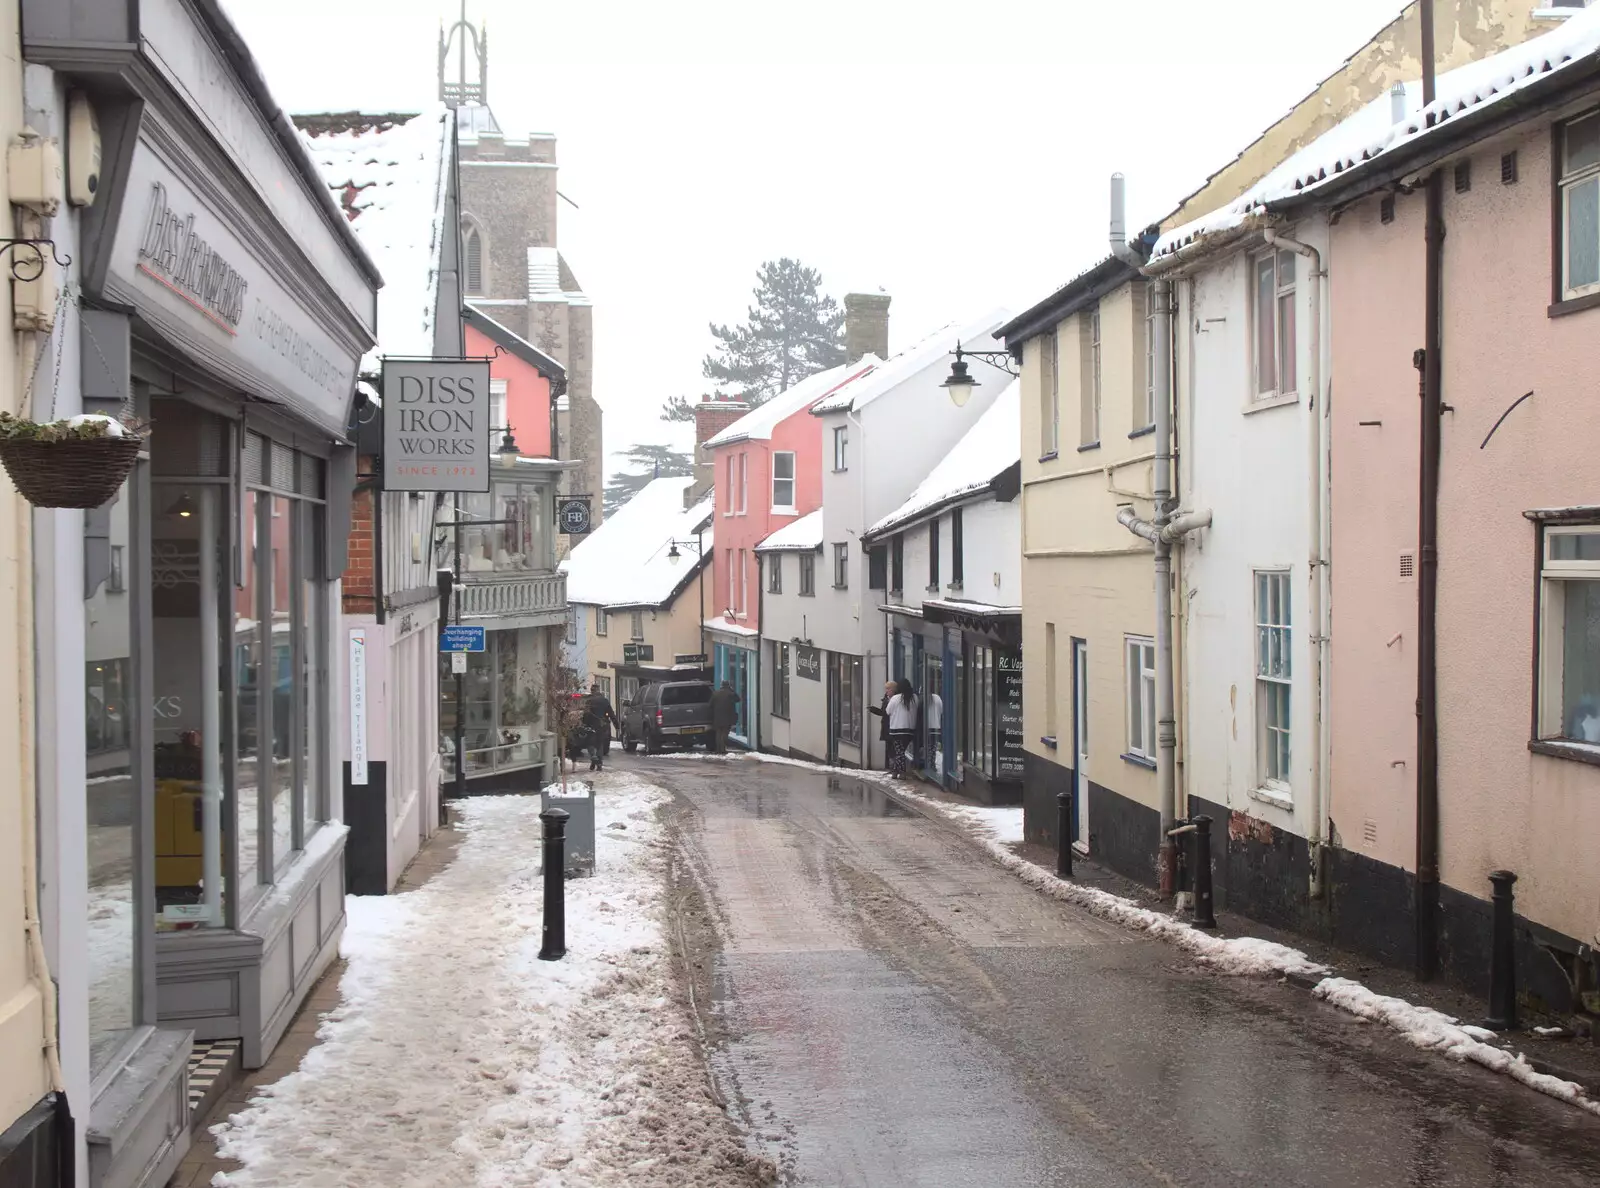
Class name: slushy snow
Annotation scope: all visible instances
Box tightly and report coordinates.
[211,774,773,1187]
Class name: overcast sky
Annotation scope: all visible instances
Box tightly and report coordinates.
[224,0,1410,476]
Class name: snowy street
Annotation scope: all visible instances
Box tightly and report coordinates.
[652,754,1600,1187]
[207,774,771,1188]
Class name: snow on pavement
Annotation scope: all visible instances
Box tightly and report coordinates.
[668,751,1600,1119]
[212,773,773,1188]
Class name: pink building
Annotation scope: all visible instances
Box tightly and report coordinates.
[465,306,565,459]
[700,360,875,744]
[1314,24,1600,1008]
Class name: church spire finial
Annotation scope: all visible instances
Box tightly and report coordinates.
[438,1,488,109]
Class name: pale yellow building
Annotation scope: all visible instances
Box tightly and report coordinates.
[562,477,714,709]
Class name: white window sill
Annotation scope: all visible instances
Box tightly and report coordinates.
[1242,392,1300,416]
[771,507,799,517]
[1248,784,1294,812]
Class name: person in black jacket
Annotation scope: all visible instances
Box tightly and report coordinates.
[709,681,741,753]
[583,685,621,771]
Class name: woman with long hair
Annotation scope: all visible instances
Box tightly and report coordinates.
[885,677,918,779]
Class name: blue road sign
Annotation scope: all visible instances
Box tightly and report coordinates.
[440,625,487,652]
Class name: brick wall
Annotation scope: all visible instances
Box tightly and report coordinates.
[343,455,377,614]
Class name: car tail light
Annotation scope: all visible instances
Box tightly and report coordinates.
[656,710,664,725]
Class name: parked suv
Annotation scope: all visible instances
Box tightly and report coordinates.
[622,681,714,753]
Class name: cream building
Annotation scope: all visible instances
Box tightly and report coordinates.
[1,0,49,1176]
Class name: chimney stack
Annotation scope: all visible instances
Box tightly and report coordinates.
[691,394,749,503]
[843,291,891,364]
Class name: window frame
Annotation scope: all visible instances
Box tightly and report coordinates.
[799,550,816,597]
[771,450,797,511]
[1041,329,1060,458]
[890,534,903,594]
[1140,283,1157,430]
[1254,569,1293,793]
[1252,249,1299,401]
[1124,635,1157,763]
[950,508,964,588]
[737,548,747,614]
[1557,109,1600,304]
[767,552,783,595]
[630,609,645,641]
[772,641,791,719]
[738,452,748,515]
[1533,521,1600,759]
[833,543,850,590]
[595,607,608,637]
[489,378,508,441]
[1080,305,1101,446]
[462,216,486,295]
[833,425,849,472]
[868,545,887,590]
[928,518,940,591]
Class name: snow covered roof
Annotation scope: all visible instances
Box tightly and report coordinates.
[704,360,878,447]
[755,509,823,553]
[809,309,1013,415]
[865,378,1021,540]
[560,478,713,609]
[298,107,454,372]
[1154,6,1600,262]
[703,615,759,638]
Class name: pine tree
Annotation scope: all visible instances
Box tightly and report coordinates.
[603,443,694,516]
[661,259,845,422]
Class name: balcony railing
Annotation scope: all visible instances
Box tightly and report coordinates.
[456,571,567,627]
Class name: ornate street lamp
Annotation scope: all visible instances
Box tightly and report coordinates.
[940,341,1020,407]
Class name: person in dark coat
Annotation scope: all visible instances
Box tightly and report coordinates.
[583,684,621,771]
[709,681,740,753]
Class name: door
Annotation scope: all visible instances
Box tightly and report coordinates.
[825,652,841,764]
[1070,639,1088,846]
[922,652,944,781]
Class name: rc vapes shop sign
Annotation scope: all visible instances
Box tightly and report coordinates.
[381,359,493,492]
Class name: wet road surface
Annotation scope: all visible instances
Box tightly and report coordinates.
[640,755,1600,1188]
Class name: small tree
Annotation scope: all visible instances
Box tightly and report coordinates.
[542,663,585,791]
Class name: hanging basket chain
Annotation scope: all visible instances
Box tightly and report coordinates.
[20,282,71,422]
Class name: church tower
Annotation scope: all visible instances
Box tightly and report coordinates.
[441,7,603,543]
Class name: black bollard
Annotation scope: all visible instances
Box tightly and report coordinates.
[538,807,570,961]
[1484,869,1518,1030]
[1191,815,1217,929]
[1056,791,1073,879]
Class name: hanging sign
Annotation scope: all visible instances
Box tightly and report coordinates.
[349,629,368,786]
[796,645,822,682]
[558,497,592,535]
[381,359,492,492]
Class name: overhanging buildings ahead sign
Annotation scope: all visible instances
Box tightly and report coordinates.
[381,359,493,492]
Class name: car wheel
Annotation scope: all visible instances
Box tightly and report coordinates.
[645,730,662,755]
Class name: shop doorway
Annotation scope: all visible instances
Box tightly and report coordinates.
[921,652,944,782]
[1071,639,1088,845]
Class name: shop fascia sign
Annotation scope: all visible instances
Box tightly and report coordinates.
[380,358,493,492]
[107,149,361,438]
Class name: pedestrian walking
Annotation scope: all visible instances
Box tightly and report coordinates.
[583,684,621,771]
[709,680,741,753]
[869,680,895,751]
[884,678,918,779]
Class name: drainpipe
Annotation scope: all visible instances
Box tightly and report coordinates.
[1416,0,1443,981]
[1113,174,1207,895]
[1264,227,1329,899]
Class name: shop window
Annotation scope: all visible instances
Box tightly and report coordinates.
[772,641,791,719]
[964,643,996,777]
[833,652,863,746]
[1536,525,1600,748]
[440,628,552,776]
[87,474,135,1072]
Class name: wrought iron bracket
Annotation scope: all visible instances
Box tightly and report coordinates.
[0,238,71,281]
[950,342,1020,378]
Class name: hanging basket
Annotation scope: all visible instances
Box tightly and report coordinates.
[0,433,144,509]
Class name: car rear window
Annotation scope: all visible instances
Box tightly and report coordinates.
[661,683,713,705]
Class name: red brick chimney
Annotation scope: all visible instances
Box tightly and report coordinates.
[690,394,748,504]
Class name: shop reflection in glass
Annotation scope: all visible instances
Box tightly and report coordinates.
[87,476,135,1070]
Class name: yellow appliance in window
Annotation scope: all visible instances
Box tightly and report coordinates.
[155,744,204,892]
